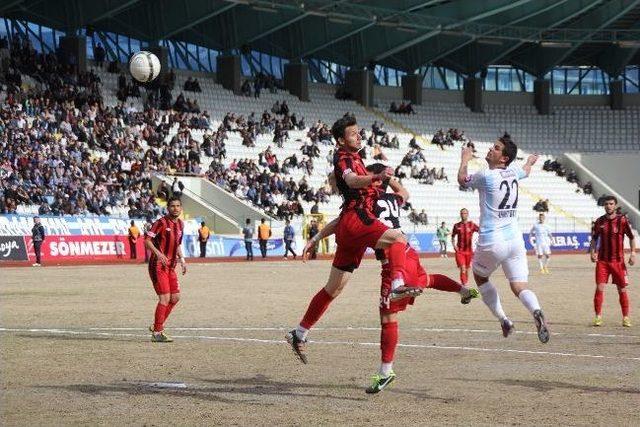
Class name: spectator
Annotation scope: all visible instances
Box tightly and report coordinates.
[31,216,45,267]
[258,218,271,258]
[242,218,254,261]
[94,43,106,68]
[198,221,210,258]
[128,220,140,259]
[418,209,429,225]
[283,219,297,260]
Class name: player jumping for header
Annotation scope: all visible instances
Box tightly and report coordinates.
[458,133,550,343]
[286,116,413,364]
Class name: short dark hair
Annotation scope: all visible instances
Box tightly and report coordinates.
[201,221,205,226]
[167,196,182,205]
[261,218,265,223]
[131,220,135,225]
[603,195,618,204]
[498,133,517,166]
[246,218,251,225]
[366,163,390,191]
[331,115,357,142]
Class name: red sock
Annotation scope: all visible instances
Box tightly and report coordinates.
[381,322,399,363]
[300,288,334,330]
[164,301,177,322]
[429,274,462,293]
[619,291,630,317]
[460,270,468,285]
[594,290,604,316]
[154,303,168,332]
[387,242,407,282]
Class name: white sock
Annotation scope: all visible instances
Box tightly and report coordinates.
[538,258,544,269]
[379,362,393,377]
[518,289,541,314]
[295,325,308,341]
[543,257,550,268]
[478,282,507,321]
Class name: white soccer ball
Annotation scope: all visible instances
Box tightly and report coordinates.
[129,51,161,83]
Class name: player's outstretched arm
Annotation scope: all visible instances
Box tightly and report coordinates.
[457,147,474,186]
[629,235,636,266]
[522,154,539,177]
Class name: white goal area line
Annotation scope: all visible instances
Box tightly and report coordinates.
[1,327,638,362]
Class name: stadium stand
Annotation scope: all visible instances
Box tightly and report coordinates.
[0,39,633,235]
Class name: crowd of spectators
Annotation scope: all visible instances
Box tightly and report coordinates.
[431,128,467,150]
[0,39,463,225]
[0,37,214,218]
[240,72,281,98]
[542,158,592,195]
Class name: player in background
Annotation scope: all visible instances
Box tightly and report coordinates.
[530,213,553,274]
[436,222,450,258]
[304,164,478,393]
[451,208,479,285]
[458,134,550,343]
[590,196,636,327]
[145,196,187,343]
[286,116,411,364]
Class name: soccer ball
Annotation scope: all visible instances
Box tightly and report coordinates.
[129,51,161,83]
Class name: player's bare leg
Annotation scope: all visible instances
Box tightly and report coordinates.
[287,267,351,364]
[593,283,605,326]
[617,285,631,327]
[509,281,549,343]
[366,313,398,394]
[474,272,513,337]
[151,293,173,343]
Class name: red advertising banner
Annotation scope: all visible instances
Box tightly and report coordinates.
[24,235,146,263]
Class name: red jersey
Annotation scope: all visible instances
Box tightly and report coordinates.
[592,214,633,262]
[333,147,382,221]
[452,221,479,252]
[145,216,184,268]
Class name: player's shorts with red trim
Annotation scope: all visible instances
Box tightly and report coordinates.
[455,251,473,268]
[332,209,389,272]
[595,260,628,287]
[380,247,427,314]
[148,262,180,294]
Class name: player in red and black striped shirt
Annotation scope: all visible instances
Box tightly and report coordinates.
[589,196,636,327]
[286,116,411,364]
[145,196,187,342]
[451,208,479,285]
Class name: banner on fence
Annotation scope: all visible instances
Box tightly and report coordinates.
[523,232,591,252]
[181,234,289,258]
[0,236,29,261]
[23,235,146,263]
[0,214,202,237]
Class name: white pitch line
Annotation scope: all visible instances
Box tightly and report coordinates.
[1,327,639,362]
[84,326,639,340]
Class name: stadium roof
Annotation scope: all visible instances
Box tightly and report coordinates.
[3,0,640,77]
